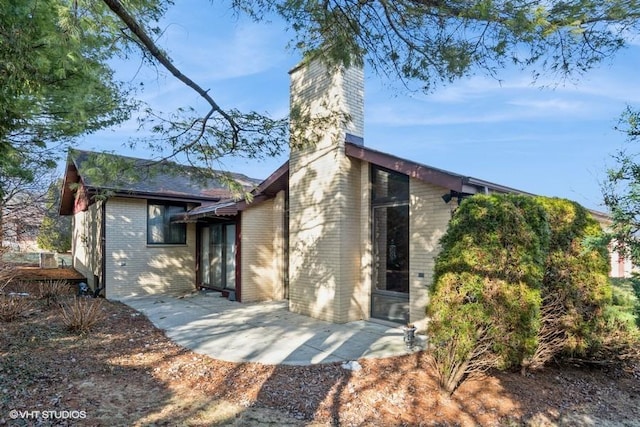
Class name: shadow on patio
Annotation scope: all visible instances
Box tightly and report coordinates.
[121,292,425,366]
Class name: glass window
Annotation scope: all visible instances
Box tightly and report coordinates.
[373,205,410,293]
[199,223,236,289]
[372,166,409,204]
[147,202,187,245]
[371,165,410,323]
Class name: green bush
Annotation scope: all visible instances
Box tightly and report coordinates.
[428,195,548,393]
[535,197,611,358]
[609,277,640,327]
[428,194,620,393]
[593,277,640,361]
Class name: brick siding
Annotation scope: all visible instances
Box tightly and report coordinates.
[409,179,454,330]
[240,192,287,302]
[103,198,196,299]
[288,61,366,323]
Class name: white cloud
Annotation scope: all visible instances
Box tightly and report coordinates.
[367,94,592,127]
[159,19,290,82]
[507,98,586,113]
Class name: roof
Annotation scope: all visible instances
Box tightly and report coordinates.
[344,142,534,196]
[59,150,262,215]
[174,201,240,221]
[180,139,539,221]
[63,141,608,221]
[175,161,289,222]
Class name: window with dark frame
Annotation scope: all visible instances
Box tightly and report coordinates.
[372,165,410,204]
[371,165,411,323]
[147,202,187,245]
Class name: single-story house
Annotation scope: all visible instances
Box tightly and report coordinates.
[60,60,628,329]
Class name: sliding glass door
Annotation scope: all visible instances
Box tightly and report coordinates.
[200,223,236,290]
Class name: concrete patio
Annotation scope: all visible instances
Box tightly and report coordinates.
[122,291,426,366]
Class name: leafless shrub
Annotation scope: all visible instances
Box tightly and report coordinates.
[428,326,500,395]
[60,297,104,333]
[38,280,72,305]
[0,249,17,293]
[0,295,33,322]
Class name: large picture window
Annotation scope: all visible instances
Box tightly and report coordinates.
[371,165,410,323]
[147,202,187,245]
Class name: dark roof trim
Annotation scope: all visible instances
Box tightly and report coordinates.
[252,161,289,197]
[174,201,239,222]
[178,194,272,222]
[84,187,223,204]
[59,161,80,215]
[345,142,533,196]
[179,161,289,221]
[345,142,464,191]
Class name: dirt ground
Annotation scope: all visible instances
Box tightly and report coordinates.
[10,266,86,282]
[1,278,639,426]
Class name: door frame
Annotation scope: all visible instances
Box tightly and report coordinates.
[196,220,239,296]
[370,203,410,323]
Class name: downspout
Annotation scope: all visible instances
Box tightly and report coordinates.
[100,201,106,297]
[235,213,242,302]
[195,222,201,291]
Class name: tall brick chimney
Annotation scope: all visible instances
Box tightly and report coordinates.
[287,60,366,323]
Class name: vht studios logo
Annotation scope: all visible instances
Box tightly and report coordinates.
[8,410,87,420]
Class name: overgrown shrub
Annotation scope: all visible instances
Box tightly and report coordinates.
[522,198,612,370]
[427,195,549,393]
[60,297,104,333]
[428,194,622,394]
[536,197,611,358]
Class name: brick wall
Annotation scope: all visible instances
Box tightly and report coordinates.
[240,192,287,302]
[72,201,103,289]
[358,164,372,320]
[409,179,454,330]
[288,61,366,323]
[103,198,196,299]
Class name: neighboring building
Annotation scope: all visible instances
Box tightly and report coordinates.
[60,60,631,330]
[589,210,637,278]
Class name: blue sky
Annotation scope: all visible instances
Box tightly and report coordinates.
[76,0,640,212]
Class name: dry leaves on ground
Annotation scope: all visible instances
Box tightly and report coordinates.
[0,284,639,426]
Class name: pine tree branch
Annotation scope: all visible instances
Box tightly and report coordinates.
[101,0,241,149]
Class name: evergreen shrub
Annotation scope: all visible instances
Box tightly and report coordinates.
[428,194,619,393]
[535,197,611,358]
[428,195,549,392]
